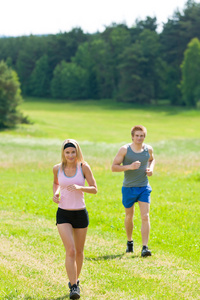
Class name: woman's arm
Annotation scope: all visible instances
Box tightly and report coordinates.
[53,164,60,203]
[67,163,97,194]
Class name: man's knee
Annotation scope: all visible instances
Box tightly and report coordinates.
[125,213,133,223]
[141,212,150,222]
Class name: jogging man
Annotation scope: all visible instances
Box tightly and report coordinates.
[111,125,155,257]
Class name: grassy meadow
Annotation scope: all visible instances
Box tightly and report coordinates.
[0,97,200,299]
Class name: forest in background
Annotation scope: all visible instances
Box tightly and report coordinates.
[1,0,200,106]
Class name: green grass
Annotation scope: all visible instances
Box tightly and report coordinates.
[0,97,200,299]
[3,97,200,143]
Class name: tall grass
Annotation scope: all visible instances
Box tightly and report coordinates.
[0,98,200,299]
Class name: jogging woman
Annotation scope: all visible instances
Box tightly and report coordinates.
[53,139,97,299]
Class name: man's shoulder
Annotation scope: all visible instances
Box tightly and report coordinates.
[116,144,129,157]
[120,144,130,152]
[145,144,153,153]
[122,143,130,148]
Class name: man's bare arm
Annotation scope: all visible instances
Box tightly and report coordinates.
[111,146,141,172]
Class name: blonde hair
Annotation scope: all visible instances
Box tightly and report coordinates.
[131,125,147,137]
[61,139,84,169]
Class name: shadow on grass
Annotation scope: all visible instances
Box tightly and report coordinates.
[42,295,68,300]
[4,297,68,300]
[85,252,138,261]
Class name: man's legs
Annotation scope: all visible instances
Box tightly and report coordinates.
[138,201,151,256]
[138,201,150,246]
[124,205,135,240]
[124,205,135,252]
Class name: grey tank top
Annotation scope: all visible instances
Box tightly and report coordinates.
[123,144,150,187]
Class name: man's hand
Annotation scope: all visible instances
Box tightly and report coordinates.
[129,160,141,170]
[146,168,153,176]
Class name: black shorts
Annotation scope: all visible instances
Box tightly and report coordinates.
[56,207,89,228]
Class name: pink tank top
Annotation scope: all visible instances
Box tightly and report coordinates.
[57,163,85,210]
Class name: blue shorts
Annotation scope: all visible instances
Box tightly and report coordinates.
[122,185,152,208]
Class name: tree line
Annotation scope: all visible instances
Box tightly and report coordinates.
[1,0,200,107]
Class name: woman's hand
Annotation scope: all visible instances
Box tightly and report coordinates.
[53,193,60,203]
[67,184,81,191]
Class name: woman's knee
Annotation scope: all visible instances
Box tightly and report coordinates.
[66,246,76,259]
[75,247,84,257]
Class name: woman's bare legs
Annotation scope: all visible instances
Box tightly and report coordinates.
[57,223,87,285]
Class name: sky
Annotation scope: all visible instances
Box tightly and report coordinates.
[0,0,195,37]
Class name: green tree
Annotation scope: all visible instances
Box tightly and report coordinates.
[51,61,89,100]
[73,38,114,99]
[116,42,144,102]
[16,36,46,95]
[180,37,200,106]
[47,28,88,71]
[117,29,164,103]
[61,62,88,99]
[0,61,26,128]
[102,24,132,95]
[72,41,99,99]
[50,63,63,99]
[29,55,51,97]
[135,16,157,32]
[160,0,200,104]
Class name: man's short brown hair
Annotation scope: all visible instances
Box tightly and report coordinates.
[131,125,147,137]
